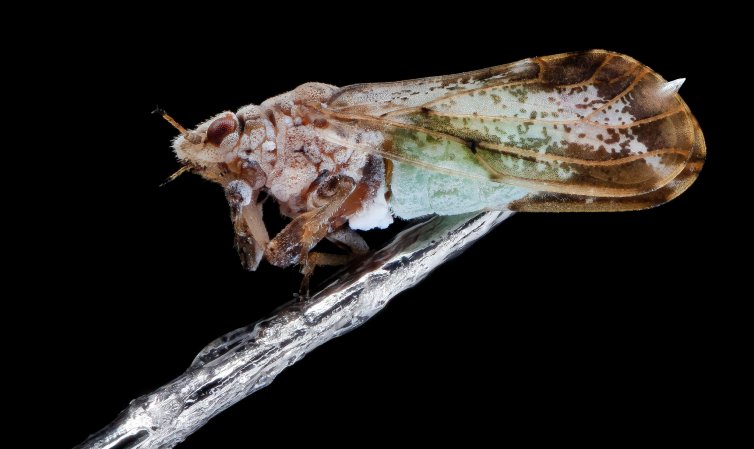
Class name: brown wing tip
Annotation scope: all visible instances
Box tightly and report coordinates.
[511,114,705,213]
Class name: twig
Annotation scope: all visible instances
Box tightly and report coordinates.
[74,211,513,449]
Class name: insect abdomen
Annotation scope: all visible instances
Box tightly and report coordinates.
[389,160,528,218]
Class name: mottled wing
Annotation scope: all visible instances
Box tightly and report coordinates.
[318,50,705,211]
[328,57,541,116]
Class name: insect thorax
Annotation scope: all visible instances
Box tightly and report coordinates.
[242,83,376,216]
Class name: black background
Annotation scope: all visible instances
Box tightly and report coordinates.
[45,7,729,448]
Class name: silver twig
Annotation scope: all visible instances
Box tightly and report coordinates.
[75,210,513,449]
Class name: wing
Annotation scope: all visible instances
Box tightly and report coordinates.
[315,50,705,212]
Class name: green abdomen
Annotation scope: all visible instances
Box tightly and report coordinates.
[388,161,529,219]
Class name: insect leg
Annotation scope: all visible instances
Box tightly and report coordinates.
[226,180,269,271]
[264,177,356,269]
[326,227,369,254]
[297,229,371,296]
[267,156,385,295]
[298,252,354,297]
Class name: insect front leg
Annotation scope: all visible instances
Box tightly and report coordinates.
[225,180,270,271]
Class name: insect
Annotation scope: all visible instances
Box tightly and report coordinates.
[164,50,705,290]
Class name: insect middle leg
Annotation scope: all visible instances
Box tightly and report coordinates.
[264,177,357,269]
[296,252,349,297]
[266,156,385,294]
[294,227,369,293]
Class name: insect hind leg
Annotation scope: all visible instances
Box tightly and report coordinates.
[326,227,369,254]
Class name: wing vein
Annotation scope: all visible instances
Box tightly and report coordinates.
[585,69,650,120]
[478,143,690,166]
[401,106,686,130]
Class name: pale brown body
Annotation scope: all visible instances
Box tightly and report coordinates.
[170,51,704,290]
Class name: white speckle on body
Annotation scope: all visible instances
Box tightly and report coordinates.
[262,141,276,152]
[267,152,319,203]
[226,180,253,206]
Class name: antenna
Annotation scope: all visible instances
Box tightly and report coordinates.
[160,165,192,187]
[153,107,187,135]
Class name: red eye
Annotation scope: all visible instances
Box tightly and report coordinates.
[207,117,237,146]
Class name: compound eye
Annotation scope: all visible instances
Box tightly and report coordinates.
[207,116,238,146]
